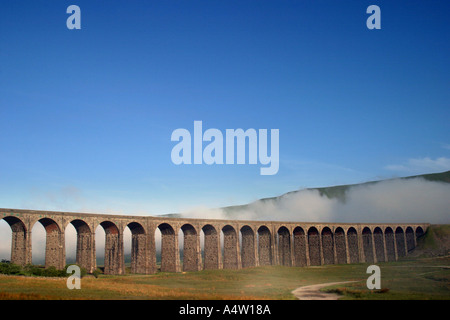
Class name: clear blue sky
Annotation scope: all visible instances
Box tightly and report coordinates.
[0,0,449,215]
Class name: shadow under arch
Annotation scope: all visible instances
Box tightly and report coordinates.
[385,227,395,261]
[293,226,306,267]
[347,227,359,263]
[308,227,321,266]
[2,216,29,266]
[201,224,219,270]
[240,225,256,268]
[406,227,415,252]
[362,227,374,263]
[126,221,148,274]
[277,226,291,266]
[321,227,334,265]
[68,219,94,272]
[180,224,199,272]
[373,227,385,262]
[395,227,406,258]
[157,223,178,272]
[222,225,239,269]
[258,226,272,266]
[335,227,347,264]
[33,217,64,269]
[99,221,124,275]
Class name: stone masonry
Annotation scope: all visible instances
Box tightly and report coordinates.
[0,208,428,275]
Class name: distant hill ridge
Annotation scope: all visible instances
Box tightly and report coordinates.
[258,170,449,201]
[159,170,450,219]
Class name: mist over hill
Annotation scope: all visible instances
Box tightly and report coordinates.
[180,171,450,224]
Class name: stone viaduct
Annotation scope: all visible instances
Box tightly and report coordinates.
[0,208,429,274]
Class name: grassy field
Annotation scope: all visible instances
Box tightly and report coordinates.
[320,256,449,299]
[1,224,449,300]
[0,255,448,300]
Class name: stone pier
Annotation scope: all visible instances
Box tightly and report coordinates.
[0,208,428,274]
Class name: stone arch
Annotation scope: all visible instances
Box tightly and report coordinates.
[335,227,347,264]
[222,225,239,269]
[257,226,272,266]
[240,225,256,268]
[362,227,374,263]
[2,216,29,266]
[416,226,425,239]
[33,218,64,269]
[180,224,199,272]
[373,227,385,262]
[385,227,396,261]
[202,224,219,270]
[157,223,178,272]
[3,216,27,233]
[405,227,415,252]
[293,227,307,267]
[308,227,321,266]
[127,222,147,274]
[321,227,334,265]
[347,227,359,263]
[99,221,123,275]
[395,227,406,258]
[277,226,291,266]
[69,219,94,273]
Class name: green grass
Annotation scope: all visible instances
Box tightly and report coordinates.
[1,224,448,300]
[0,256,448,300]
[321,257,449,300]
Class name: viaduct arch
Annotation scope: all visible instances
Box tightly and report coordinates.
[0,208,429,275]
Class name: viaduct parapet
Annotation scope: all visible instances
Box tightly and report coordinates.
[0,208,429,274]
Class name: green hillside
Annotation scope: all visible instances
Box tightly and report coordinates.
[156,170,450,219]
[220,170,450,218]
[411,224,450,257]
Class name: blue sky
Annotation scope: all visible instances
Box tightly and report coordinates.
[0,0,449,215]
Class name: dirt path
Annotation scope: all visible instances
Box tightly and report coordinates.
[292,281,358,300]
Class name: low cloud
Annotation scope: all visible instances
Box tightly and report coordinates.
[385,157,450,174]
[181,177,450,224]
[333,178,450,223]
